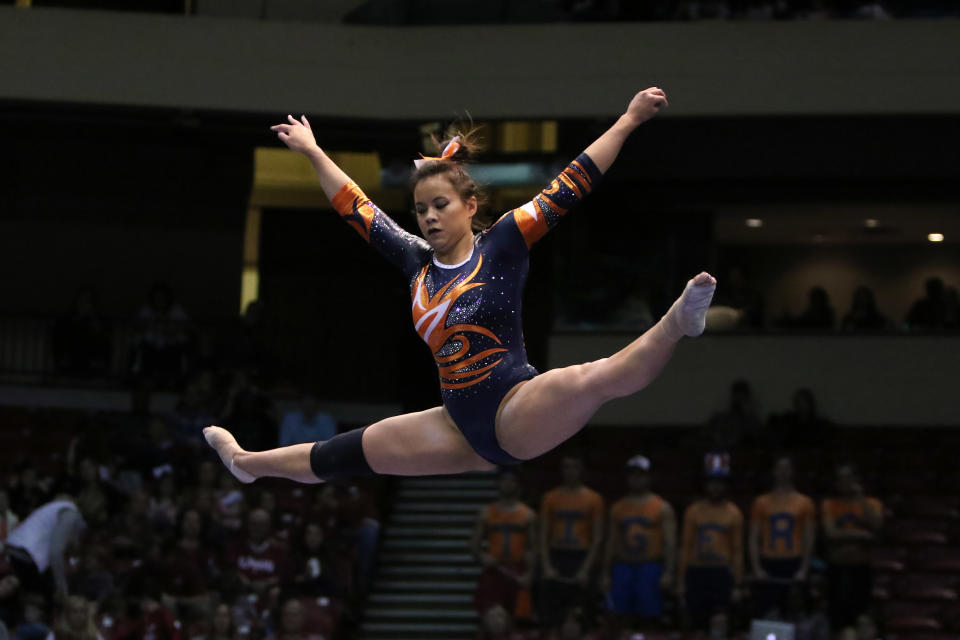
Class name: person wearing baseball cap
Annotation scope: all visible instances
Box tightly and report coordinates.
[602,455,677,631]
[677,452,744,630]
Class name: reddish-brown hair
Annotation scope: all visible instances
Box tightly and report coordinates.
[409,126,492,232]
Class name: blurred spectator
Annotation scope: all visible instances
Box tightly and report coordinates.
[162,508,215,617]
[68,544,116,604]
[767,388,835,449]
[52,288,111,377]
[471,469,536,621]
[290,523,340,599]
[169,371,219,447]
[331,483,379,596]
[840,286,888,332]
[792,287,835,330]
[304,487,340,542]
[678,455,743,630]
[713,266,764,329]
[278,394,336,448]
[676,0,732,19]
[14,594,48,640]
[107,489,153,560]
[538,455,604,633]
[146,474,179,534]
[821,463,883,628]
[5,495,96,603]
[224,509,292,615]
[8,466,52,520]
[46,595,103,640]
[853,613,880,640]
[601,455,677,629]
[131,283,194,388]
[905,277,948,330]
[219,372,277,453]
[205,603,236,640]
[213,474,246,534]
[263,599,323,640]
[749,457,816,617]
[0,491,20,543]
[121,579,181,640]
[476,605,525,640]
[701,380,763,450]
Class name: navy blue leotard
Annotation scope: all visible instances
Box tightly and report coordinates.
[331,153,602,464]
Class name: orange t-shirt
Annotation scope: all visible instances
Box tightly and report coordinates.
[821,497,883,533]
[541,486,604,551]
[751,491,815,559]
[610,495,667,563]
[681,499,744,582]
[484,501,535,564]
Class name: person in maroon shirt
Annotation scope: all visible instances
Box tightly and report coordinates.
[226,509,292,612]
[162,508,216,613]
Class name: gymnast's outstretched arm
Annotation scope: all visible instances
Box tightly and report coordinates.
[271,115,351,199]
[583,86,668,174]
[270,115,430,275]
[492,87,668,248]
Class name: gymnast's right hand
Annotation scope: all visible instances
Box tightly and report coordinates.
[270,114,319,155]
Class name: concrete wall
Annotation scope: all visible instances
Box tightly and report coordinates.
[1,7,958,118]
[549,334,960,426]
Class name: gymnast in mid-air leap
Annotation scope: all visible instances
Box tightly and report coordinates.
[205,87,717,482]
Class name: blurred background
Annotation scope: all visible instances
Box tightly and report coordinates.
[0,1,958,639]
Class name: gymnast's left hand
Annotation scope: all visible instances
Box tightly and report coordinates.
[270,114,320,155]
[624,87,669,126]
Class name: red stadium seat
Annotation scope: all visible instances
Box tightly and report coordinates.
[891,634,960,640]
[912,547,960,574]
[897,574,960,602]
[872,545,908,572]
[298,596,342,637]
[898,497,960,521]
[890,519,952,545]
[884,601,944,631]
[940,602,960,631]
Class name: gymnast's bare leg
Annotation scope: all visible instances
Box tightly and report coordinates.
[204,273,713,482]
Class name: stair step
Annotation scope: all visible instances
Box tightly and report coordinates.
[368,593,473,605]
[386,526,474,538]
[395,502,479,513]
[365,608,477,620]
[389,513,477,525]
[383,538,471,551]
[397,488,497,500]
[360,622,477,634]
[372,580,476,592]
[401,479,495,491]
[380,552,475,564]
[377,565,481,577]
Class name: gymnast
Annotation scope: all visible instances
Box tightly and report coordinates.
[205,87,717,483]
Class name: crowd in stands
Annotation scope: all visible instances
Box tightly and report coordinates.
[471,449,890,640]
[713,276,960,333]
[0,384,383,640]
[561,0,960,20]
[4,0,959,19]
[465,381,960,639]
[564,274,960,333]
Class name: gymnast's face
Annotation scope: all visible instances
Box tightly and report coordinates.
[413,175,477,253]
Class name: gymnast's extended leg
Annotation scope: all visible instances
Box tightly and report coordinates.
[496,272,716,460]
[204,405,494,483]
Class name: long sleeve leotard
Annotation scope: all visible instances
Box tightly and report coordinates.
[330,153,602,463]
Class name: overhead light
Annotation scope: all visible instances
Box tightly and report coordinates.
[928,233,945,243]
[865,219,879,228]
[745,218,763,228]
